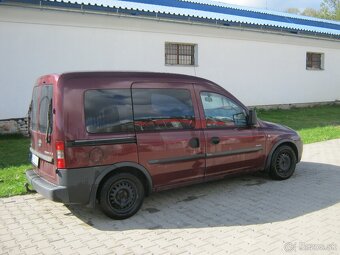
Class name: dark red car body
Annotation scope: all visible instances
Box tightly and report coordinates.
[26,72,302,212]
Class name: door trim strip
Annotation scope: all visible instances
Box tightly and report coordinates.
[149,154,205,164]
[66,137,137,147]
[149,146,262,164]
[206,146,263,158]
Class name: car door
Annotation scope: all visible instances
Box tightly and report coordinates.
[30,84,57,183]
[196,89,266,178]
[132,82,205,190]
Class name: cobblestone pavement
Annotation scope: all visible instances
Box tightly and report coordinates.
[1,139,340,254]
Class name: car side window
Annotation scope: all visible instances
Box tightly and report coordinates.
[132,88,195,131]
[200,92,247,128]
[84,89,134,134]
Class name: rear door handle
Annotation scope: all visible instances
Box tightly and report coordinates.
[189,137,200,148]
[210,137,220,145]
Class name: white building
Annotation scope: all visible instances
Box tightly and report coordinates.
[0,0,339,121]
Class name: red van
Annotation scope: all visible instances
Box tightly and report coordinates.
[26,72,302,219]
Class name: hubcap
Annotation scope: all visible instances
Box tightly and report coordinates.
[108,179,137,212]
[276,152,292,173]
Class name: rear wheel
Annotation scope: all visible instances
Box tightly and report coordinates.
[99,173,144,219]
[269,145,297,180]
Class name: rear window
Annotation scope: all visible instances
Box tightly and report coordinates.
[84,89,134,134]
[39,86,53,133]
[30,85,53,133]
[30,87,39,131]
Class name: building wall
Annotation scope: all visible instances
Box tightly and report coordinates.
[0,5,340,119]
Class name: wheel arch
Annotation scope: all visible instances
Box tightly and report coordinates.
[87,162,153,208]
[265,139,299,172]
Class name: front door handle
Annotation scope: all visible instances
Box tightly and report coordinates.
[189,137,200,148]
[210,137,220,145]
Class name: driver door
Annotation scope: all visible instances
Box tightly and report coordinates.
[198,91,266,178]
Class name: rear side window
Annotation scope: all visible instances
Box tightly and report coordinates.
[132,89,195,131]
[84,89,134,134]
[39,86,53,133]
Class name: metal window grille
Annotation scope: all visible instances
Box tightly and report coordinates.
[306,53,323,70]
[165,43,196,65]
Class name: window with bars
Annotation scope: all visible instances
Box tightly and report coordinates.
[306,52,324,70]
[165,43,196,66]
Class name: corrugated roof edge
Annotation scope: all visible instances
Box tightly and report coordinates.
[180,0,340,25]
[46,0,339,35]
[2,0,340,37]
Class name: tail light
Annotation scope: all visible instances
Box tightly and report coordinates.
[56,141,65,168]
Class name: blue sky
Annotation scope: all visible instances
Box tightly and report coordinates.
[217,0,322,11]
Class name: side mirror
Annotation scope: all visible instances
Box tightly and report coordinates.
[247,109,258,126]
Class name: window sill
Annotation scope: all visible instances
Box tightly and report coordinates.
[306,68,324,71]
[165,64,199,67]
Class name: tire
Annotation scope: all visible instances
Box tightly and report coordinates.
[99,173,145,220]
[269,145,297,180]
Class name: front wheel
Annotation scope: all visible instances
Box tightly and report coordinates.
[269,145,297,180]
[99,173,145,220]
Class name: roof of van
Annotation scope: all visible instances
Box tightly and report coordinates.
[57,71,230,94]
[56,71,244,109]
[59,71,214,83]
[2,0,339,39]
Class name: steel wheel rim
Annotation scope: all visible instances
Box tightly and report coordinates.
[108,179,137,214]
[276,152,292,175]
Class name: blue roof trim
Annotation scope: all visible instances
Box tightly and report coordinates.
[2,0,339,37]
[181,0,340,25]
[120,0,340,31]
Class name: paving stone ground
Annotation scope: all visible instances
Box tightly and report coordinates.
[1,139,340,255]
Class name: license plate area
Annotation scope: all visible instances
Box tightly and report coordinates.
[31,153,40,167]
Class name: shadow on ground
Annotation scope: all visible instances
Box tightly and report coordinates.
[66,161,340,231]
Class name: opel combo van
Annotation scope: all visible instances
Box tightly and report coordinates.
[26,72,302,219]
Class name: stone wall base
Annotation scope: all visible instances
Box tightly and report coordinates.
[0,117,29,136]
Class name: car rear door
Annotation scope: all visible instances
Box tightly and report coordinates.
[132,82,205,190]
[30,79,57,183]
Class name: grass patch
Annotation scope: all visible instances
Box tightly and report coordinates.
[0,134,30,198]
[257,105,340,144]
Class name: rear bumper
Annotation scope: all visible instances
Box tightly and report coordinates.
[25,167,100,205]
[26,170,69,203]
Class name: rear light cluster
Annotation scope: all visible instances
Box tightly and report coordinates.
[56,141,65,169]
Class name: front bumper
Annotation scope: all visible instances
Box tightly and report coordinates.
[26,170,69,203]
